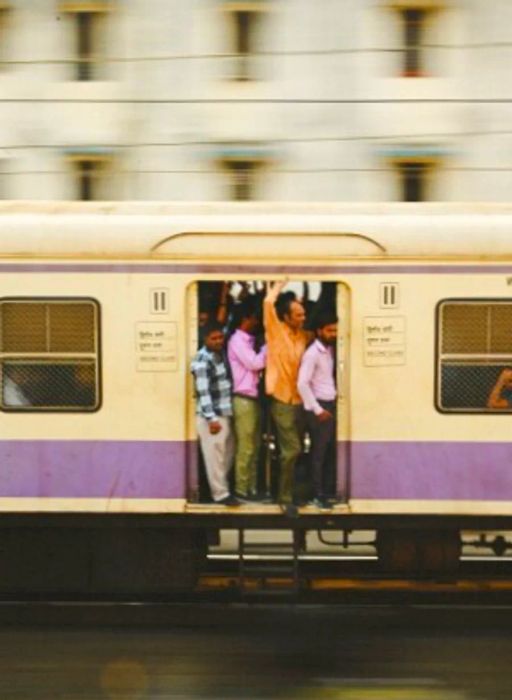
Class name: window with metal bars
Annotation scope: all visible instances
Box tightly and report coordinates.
[437,300,512,413]
[0,299,100,411]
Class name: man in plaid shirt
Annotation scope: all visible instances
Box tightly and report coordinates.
[191,321,238,506]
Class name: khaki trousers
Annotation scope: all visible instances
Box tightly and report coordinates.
[196,416,234,502]
[270,398,304,504]
[233,395,261,497]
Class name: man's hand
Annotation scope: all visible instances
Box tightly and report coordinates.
[209,420,222,435]
[271,280,287,293]
[265,279,287,302]
[317,409,333,423]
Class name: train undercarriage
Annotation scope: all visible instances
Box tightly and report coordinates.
[1,512,512,598]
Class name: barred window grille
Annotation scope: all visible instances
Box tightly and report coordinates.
[0,299,100,411]
[438,301,512,412]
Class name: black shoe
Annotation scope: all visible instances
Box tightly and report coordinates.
[236,492,273,504]
[215,495,240,507]
[256,494,274,504]
[249,492,274,504]
[279,502,299,519]
[234,492,254,504]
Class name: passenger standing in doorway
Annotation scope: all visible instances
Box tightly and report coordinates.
[264,280,310,509]
[191,321,238,506]
[298,311,338,509]
[227,300,267,501]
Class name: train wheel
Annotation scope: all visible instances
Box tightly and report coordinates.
[376,529,461,576]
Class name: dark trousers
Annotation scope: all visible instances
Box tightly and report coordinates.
[305,400,336,499]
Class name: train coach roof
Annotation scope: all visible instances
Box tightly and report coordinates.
[1,201,512,258]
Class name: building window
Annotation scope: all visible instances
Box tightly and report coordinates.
[401,8,426,76]
[223,160,257,200]
[68,155,112,201]
[232,10,256,80]
[59,2,111,81]
[437,300,512,413]
[397,161,429,201]
[0,159,8,199]
[0,299,100,411]
[391,1,444,77]
[0,5,11,72]
[223,2,265,80]
[76,11,96,80]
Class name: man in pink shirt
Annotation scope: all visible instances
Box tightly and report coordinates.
[297,310,338,508]
[228,299,267,501]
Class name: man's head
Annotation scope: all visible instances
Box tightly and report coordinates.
[198,310,210,328]
[315,310,338,346]
[202,321,225,353]
[279,295,306,331]
[236,299,260,335]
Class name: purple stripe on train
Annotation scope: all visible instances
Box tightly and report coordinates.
[0,439,511,501]
[346,441,512,501]
[1,263,512,275]
[0,440,186,498]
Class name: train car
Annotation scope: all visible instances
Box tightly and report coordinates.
[2,201,512,594]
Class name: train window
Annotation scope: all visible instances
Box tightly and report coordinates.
[437,300,512,412]
[0,299,100,412]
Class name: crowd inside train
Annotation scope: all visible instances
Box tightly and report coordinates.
[191,281,338,512]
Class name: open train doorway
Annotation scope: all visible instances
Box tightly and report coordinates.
[186,280,350,506]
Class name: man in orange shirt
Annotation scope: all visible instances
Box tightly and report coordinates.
[264,280,310,506]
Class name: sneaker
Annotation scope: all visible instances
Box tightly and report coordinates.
[215,495,240,507]
[308,497,331,510]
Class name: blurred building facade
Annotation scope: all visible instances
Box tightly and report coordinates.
[0,0,511,202]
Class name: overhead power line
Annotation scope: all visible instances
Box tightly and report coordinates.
[5,41,512,66]
[1,126,512,151]
[0,129,512,151]
[0,97,512,104]
[4,166,512,176]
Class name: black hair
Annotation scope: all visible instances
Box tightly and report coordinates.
[314,309,338,330]
[275,291,298,321]
[235,298,259,324]
[202,320,224,338]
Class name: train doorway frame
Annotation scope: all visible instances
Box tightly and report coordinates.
[336,281,351,503]
[185,278,351,505]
